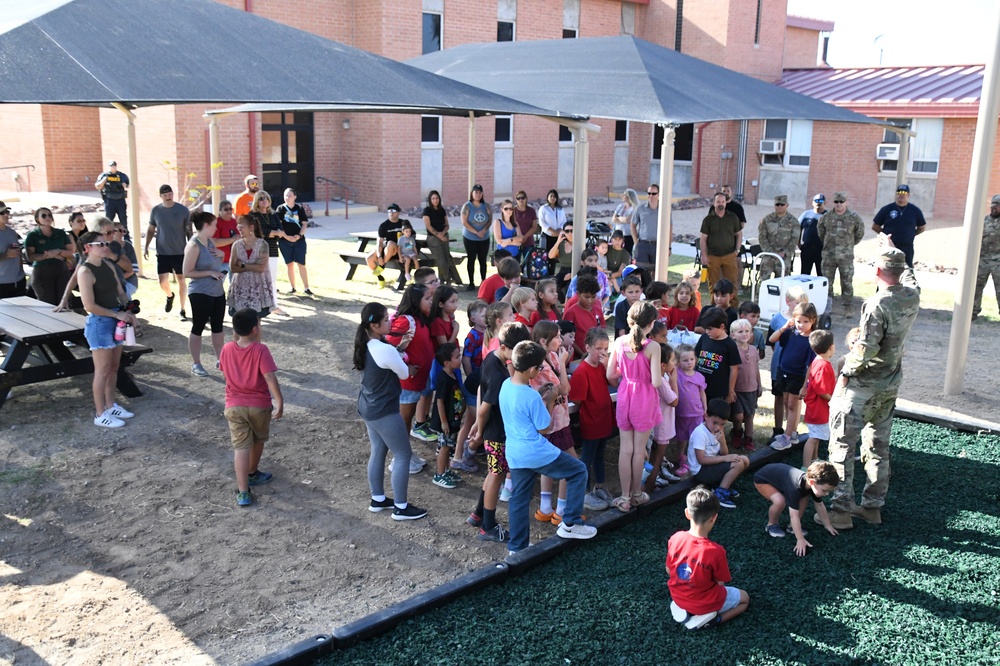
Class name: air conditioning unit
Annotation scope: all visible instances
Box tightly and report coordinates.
[759,139,784,155]
[877,143,900,160]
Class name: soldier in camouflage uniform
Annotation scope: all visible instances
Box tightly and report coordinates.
[817,191,865,314]
[827,247,919,530]
[972,194,1000,320]
[757,194,799,282]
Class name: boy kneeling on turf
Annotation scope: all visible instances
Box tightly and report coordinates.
[753,461,840,556]
[666,486,749,629]
[501,341,597,554]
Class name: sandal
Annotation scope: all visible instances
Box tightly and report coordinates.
[612,496,631,513]
[631,491,650,506]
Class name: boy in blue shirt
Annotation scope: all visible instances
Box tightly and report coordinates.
[500,341,597,554]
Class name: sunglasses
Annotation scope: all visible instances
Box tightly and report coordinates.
[834,199,846,204]
[776,203,787,206]
[86,241,111,248]
[647,191,658,196]
[896,190,908,195]
[516,196,526,200]
[502,207,513,211]
[39,213,53,219]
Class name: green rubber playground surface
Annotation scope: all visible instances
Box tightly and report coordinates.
[319,420,1000,666]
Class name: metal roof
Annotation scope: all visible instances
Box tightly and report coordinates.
[779,66,985,118]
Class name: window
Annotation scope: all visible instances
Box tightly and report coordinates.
[495,116,512,144]
[559,125,573,143]
[562,28,577,38]
[754,0,763,45]
[911,118,943,173]
[880,118,910,172]
[563,0,579,38]
[652,124,694,161]
[497,20,514,42]
[761,119,812,167]
[422,12,441,54]
[421,116,441,144]
[615,120,628,143]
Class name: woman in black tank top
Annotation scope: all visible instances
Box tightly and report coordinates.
[76,231,137,429]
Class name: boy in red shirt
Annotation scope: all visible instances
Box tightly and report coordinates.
[477,252,517,304]
[561,274,604,358]
[666,487,749,629]
[219,308,284,507]
[802,329,836,468]
[568,327,617,511]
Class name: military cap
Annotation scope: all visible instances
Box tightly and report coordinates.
[774,195,788,205]
[991,194,1000,205]
[877,249,907,270]
[833,192,847,202]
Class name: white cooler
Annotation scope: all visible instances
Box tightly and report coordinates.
[759,274,830,321]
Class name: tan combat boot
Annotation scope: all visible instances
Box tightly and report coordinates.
[851,506,882,524]
[829,509,855,530]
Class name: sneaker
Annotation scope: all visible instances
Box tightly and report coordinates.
[770,434,792,451]
[248,470,273,486]
[854,452,862,462]
[584,491,609,511]
[165,293,174,313]
[444,469,462,483]
[499,486,512,503]
[389,457,425,475]
[191,363,209,377]
[594,487,615,504]
[727,487,740,499]
[410,422,438,442]
[654,476,670,489]
[288,288,297,294]
[477,524,510,542]
[236,490,252,507]
[369,497,394,513]
[556,522,598,540]
[670,601,718,630]
[742,435,756,450]
[109,402,134,419]
[714,488,736,509]
[660,464,681,482]
[766,523,786,538]
[432,472,459,489]
[179,309,187,321]
[674,464,691,477]
[466,512,482,527]
[392,504,428,521]
[94,410,125,429]
[789,433,801,445]
[534,508,554,523]
[450,457,479,473]
[304,289,314,296]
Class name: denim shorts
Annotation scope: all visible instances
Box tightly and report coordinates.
[84,313,122,351]
[719,586,742,613]
[278,238,307,265]
[400,389,422,405]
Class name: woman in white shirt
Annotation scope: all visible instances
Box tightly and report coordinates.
[538,189,568,268]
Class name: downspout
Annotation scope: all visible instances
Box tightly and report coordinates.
[692,122,710,195]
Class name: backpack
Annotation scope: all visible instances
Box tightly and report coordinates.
[521,245,549,280]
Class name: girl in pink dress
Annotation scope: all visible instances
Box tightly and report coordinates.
[607,301,662,512]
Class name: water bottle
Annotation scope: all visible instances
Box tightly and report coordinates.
[114,319,127,342]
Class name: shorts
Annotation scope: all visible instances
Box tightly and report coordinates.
[278,238,307,265]
[84,313,123,351]
[771,373,786,397]
[718,586,742,614]
[731,391,758,417]
[484,438,509,475]
[693,461,729,487]
[545,426,575,451]
[616,384,661,432]
[675,414,702,443]
[156,253,184,275]
[399,389,422,405]
[778,371,805,395]
[437,432,457,451]
[806,422,830,440]
[225,406,272,450]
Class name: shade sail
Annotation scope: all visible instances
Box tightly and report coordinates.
[409,35,879,126]
[0,0,564,118]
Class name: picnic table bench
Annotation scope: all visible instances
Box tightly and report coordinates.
[339,232,467,290]
[0,296,151,410]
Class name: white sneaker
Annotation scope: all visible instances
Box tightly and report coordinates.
[94,410,125,429]
[499,486,512,502]
[191,363,209,377]
[389,457,425,475]
[770,434,792,451]
[556,522,597,540]
[583,491,609,511]
[655,476,670,488]
[660,463,682,482]
[109,402,134,419]
[670,601,718,630]
[594,487,615,504]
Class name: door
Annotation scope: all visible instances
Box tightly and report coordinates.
[261,112,315,201]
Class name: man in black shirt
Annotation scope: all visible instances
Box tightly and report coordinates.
[95,160,130,238]
[706,185,747,228]
[366,203,405,287]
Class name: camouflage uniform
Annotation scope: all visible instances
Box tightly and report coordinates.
[973,201,1000,318]
[757,212,799,282]
[817,207,865,306]
[829,249,919,513]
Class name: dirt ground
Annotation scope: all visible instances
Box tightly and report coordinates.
[1,203,998,665]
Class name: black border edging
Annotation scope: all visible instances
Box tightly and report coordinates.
[894,406,1000,436]
[245,635,333,666]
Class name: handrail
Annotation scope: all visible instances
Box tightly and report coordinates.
[0,164,36,193]
[315,176,358,218]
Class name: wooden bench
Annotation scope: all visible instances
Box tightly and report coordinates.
[337,250,467,290]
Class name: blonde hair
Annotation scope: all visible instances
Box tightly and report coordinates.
[483,301,512,349]
[683,267,701,281]
[785,285,808,304]
[510,286,536,313]
[251,190,272,213]
[729,318,753,337]
[626,301,658,353]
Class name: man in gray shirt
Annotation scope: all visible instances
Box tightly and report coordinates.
[631,183,661,268]
[0,201,27,298]
[144,184,192,319]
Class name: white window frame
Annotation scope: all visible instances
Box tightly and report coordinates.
[615,120,629,146]
[559,124,573,145]
[879,117,942,175]
[421,115,442,147]
[422,11,443,54]
[760,119,811,169]
[495,115,513,146]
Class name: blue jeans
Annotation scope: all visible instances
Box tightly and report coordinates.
[508,451,588,552]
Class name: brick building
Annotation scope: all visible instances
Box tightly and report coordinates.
[1,0,992,222]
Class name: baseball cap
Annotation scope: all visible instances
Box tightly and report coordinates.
[472,184,483,192]
[896,184,910,193]
[159,184,173,194]
[0,201,8,215]
[991,194,1000,205]
[386,203,401,212]
[108,160,117,167]
[812,194,825,203]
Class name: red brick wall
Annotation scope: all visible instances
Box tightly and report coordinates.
[724,0,786,82]
[783,26,819,69]
[806,121,882,213]
[100,105,179,219]
[0,105,49,192]
[39,106,103,192]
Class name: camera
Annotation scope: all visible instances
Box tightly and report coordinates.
[123,299,140,315]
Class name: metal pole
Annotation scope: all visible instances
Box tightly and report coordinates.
[208,116,221,214]
[571,126,589,274]
[944,3,1000,395]
[654,126,675,281]
[895,125,910,191]
[468,111,476,194]
[113,103,143,277]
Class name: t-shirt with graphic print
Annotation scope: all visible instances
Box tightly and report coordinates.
[693,335,741,401]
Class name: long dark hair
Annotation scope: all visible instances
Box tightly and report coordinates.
[396,283,430,326]
[427,190,442,209]
[353,302,389,370]
[429,285,457,322]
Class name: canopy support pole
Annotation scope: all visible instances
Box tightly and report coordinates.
[112,103,143,277]
[654,126,676,281]
[468,112,476,194]
[571,126,589,274]
[208,116,221,214]
[945,3,1000,395]
[895,133,910,191]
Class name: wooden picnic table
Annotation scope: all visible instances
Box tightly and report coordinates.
[341,231,466,289]
[0,296,151,410]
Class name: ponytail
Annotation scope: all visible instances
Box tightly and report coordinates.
[353,302,388,370]
[627,301,658,353]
